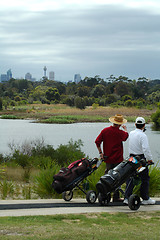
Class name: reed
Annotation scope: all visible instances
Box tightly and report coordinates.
[0,104,156,121]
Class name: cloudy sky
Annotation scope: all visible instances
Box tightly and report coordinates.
[1,0,160,81]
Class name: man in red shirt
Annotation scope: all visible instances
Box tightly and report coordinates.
[95,114,128,202]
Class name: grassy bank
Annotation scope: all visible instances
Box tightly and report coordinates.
[0,212,160,239]
[0,104,156,123]
[0,138,160,200]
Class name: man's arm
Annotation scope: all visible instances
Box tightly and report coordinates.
[95,132,103,158]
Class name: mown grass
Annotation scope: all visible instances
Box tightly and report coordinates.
[0,212,159,239]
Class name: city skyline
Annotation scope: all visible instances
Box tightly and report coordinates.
[0,67,83,82]
[1,1,160,81]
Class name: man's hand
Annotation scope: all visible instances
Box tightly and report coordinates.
[148,160,154,165]
[121,125,127,131]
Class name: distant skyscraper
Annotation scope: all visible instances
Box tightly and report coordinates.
[25,72,32,81]
[49,71,55,81]
[43,66,47,78]
[74,74,81,83]
[0,69,12,82]
[7,69,12,80]
[0,74,7,82]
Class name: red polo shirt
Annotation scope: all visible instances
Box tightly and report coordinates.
[95,126,128,164]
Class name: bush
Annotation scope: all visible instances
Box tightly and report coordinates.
[7,138,85,169]
[151,109,160,129]
[34,164,61,198]
[53,139,85,167]
[74,97,86,109]
[0,180,14,199]
[125,99,133,107]
[149,162,160,196]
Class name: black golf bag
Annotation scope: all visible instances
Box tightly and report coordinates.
[96,157,144,194]
[96,156,143,195]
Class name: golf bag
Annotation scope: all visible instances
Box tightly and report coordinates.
[96,156,143,195]
[52,158,91,194]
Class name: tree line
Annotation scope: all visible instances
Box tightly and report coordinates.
[0,75,160,109]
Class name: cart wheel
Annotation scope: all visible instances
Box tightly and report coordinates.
[128,194,141,210]
[86,190,97,204]
[98,193,111,206]
[62,190,73,201]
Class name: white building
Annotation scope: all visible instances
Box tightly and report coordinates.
[74,74,81,83]
[49,71,55,80]
[25,72,32,81]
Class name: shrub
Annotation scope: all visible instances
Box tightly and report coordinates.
[149,162,160,196]
[125,99,133,107]
[7,138,85,170]
[74,97,86,109]
[34,164,61,198]
[0,180,14,199]
[92,103,99,109]
[151,109,160,129]
[54,139,85,167]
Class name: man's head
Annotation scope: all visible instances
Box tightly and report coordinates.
[135,117,145,129]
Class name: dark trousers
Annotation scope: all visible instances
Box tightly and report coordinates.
[105,163,121,200]
[124,167,150,200]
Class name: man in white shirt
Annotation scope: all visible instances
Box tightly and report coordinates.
[124,117,156,205]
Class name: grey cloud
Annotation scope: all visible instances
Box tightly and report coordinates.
[0,5,160,80]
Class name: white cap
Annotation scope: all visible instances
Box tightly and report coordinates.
[135,117,145,124]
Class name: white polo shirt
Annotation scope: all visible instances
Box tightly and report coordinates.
[129,128,153,160]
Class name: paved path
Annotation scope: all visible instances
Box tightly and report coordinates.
[0,198,160,217]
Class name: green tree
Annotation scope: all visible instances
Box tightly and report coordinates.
[77,86,90,97]
[151,110,160,129]
[74,96,86,109]
[147,90,160,104]
[29,86,47,102]
[45,87,60,102]
[91,84,106,98]
[105,94,117,104]
[121,95,132,101]
[114,81,130,97]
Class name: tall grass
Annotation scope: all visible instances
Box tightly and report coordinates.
[1,104,156,122]
[1,137,160,199]
[0,180,14,199]
[149,162,160,196]
[0,138,86,199]
[40,115,106,124]
[34,164,61,198]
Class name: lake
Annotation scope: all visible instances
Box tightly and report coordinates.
[0,119,159,164]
